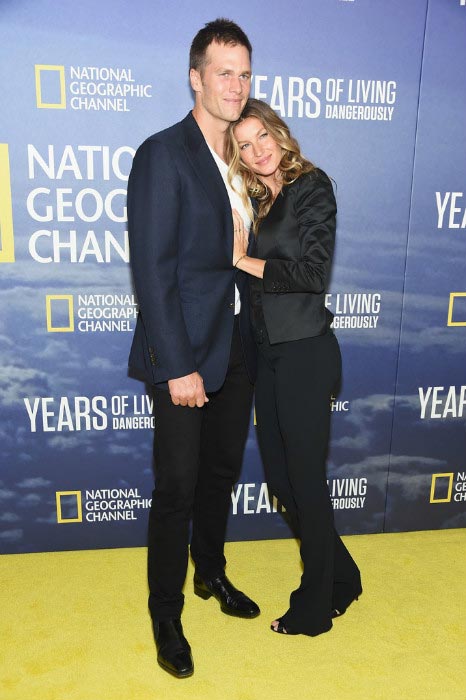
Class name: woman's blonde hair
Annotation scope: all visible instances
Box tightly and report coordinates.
[226,98,315,230]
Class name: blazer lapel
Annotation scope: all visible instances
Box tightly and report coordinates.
[181,112,233,256]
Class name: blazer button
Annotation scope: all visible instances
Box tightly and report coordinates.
[229,302,234,309]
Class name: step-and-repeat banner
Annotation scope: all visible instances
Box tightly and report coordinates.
[1,0,464,554]
[385,0,466,530]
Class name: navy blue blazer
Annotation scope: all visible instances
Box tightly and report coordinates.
[127,112,256,391]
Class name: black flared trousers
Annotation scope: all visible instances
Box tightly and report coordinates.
[255,328,361,636]
[147,318,254,621]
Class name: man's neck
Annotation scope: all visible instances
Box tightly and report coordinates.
[192,107,227,161]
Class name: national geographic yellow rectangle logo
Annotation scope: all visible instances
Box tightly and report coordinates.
[447,293,466,327]
[56,491,82,523]
[430,473,454,503]
[46,294,75,332]
[35,65,66,109]
[0,144,15,263]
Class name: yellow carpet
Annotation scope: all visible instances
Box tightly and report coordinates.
[1,530,465,700]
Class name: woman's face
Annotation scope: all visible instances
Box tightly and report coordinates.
[233,116,282,181]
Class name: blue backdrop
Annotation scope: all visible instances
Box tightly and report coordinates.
[1,0,464,554]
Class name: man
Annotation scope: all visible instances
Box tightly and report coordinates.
[127,19,258,679]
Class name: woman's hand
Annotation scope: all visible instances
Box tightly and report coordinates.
[232,208,248,267]
[232,208,266,279]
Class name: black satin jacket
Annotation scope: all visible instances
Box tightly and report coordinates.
[251,168,336,344]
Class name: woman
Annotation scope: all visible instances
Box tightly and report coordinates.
[227,99,362,636]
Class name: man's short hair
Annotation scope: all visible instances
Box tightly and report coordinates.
[189,18,252,73]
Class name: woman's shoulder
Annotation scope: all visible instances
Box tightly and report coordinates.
[292,167,333,193]
[287,168,335,204]
[287,168,337,217]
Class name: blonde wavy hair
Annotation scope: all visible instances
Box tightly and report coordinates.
[226,98,315,230]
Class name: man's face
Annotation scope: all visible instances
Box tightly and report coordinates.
[190,41,251,126]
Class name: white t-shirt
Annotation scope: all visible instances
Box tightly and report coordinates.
[208,146,251,315]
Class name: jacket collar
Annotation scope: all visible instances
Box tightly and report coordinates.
[181,112,233,256]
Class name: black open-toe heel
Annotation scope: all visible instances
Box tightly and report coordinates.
[270,617,295,634]
[332,593,360,618]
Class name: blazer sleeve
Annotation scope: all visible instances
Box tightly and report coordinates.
[262,170,336,294]
[127,138,197,380]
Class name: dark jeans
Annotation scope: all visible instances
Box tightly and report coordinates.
[255,326,361,635]
[148,318,254,621]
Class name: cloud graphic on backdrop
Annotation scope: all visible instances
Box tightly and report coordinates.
[334,393,392,450]
[333,392,425,452]
[0,366,50,407]
[0,512,21,523]
[17,477,52,489]
[88,357,114,371]
[0,529,23,543]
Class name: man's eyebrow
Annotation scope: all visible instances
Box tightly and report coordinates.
[215,67,251,75]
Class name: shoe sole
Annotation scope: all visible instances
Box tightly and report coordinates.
[219,605,260,619]
[157,659,194,678]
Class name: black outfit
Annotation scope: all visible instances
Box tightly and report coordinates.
[127,113,256,622]
[148,318,253,620]
[251,169,361,636]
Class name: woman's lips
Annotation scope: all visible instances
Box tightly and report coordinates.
[255,154,271,167]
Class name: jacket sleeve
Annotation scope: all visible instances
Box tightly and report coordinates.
[262,170,336,294]
[127,138,197,380]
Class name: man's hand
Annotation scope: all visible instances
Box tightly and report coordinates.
[168,372,209,408]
